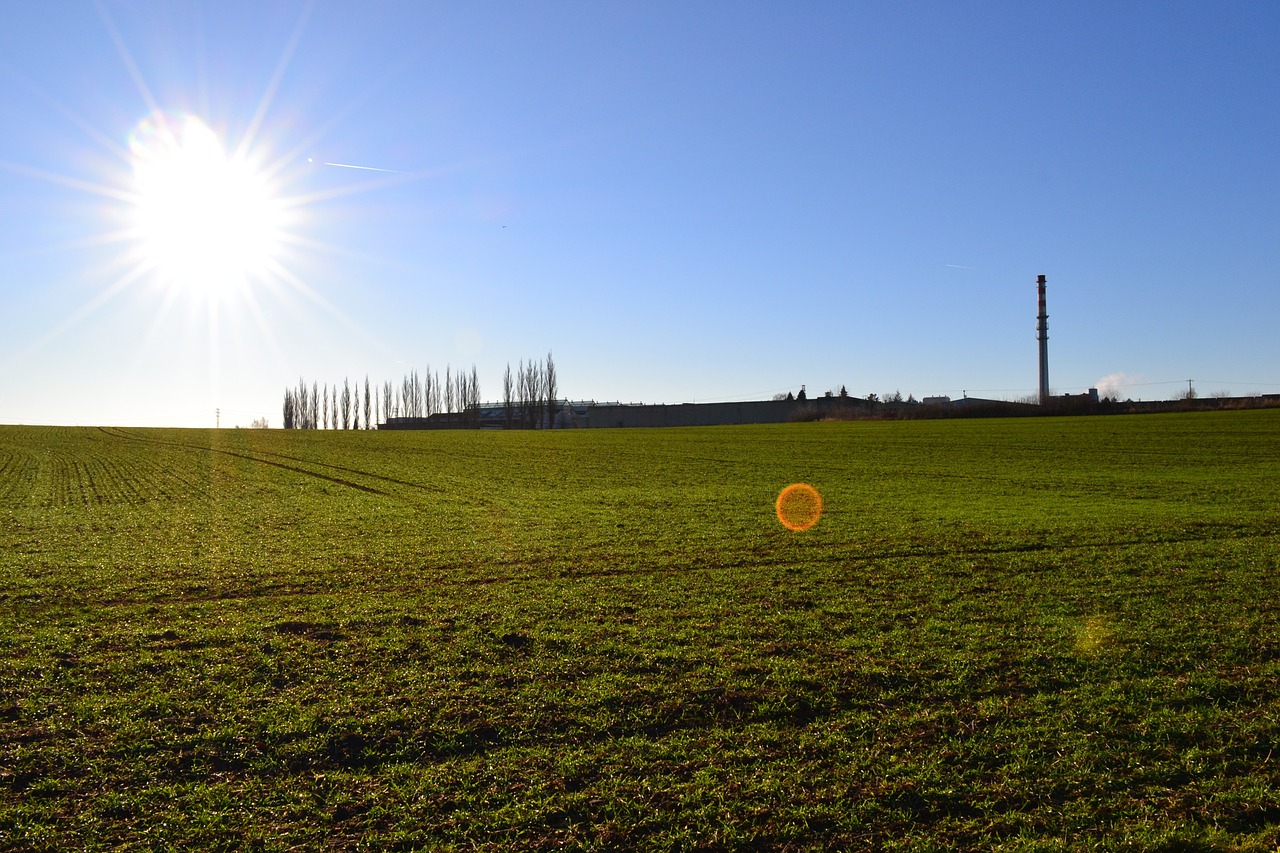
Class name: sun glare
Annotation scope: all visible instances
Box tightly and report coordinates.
[129,112,282,294]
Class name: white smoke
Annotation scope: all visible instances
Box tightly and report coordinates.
[1095,372,1144,400]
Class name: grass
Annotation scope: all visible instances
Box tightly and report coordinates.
[1,411,1278,850]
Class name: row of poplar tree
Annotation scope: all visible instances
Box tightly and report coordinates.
[282,352,559,430]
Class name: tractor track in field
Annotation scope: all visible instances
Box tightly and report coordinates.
[14,522,1276,613]
[238,447,447,495]
[98,427,394,496]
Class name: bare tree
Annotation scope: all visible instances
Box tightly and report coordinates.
[364,375,372,429]
[383,381,394,420]
[353,378,361,430]
[341,378,351,429]
[298,379,317,429]
[469,364,480,426]
[296,380,309,429]
[515,360,528,428]
[323,384,330,430]
[456,369,466,426]
[545,351,557,428]
[527,357,545,428]
[503,363,514,428]
[519,360,530,428]
[283,391,296,429]
[532,359,543,428]
[456,367,468,423]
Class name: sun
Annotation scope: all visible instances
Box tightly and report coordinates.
[128,112,283,295]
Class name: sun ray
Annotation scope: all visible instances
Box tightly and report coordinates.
[235,280,291,368]
[0,159,137,205]
[0,226,144,265]
[206,293,222,413]
[132,276,186,363]
[259,50,422,184]
[4,66,132,163]
[9,261,152,364]
[274,231,422,273]
[93,0,164,121]
[210,284,301,405]
[264,258,398,362]
[236,0,317,161]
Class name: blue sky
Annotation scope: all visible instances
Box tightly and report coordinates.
[1,1,1277,427]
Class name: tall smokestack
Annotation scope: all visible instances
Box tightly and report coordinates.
[1036,274,1049,405]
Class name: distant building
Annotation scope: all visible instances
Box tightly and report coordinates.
[376,387,1118,431]
[585,395,867,428]
[380,400,594,430]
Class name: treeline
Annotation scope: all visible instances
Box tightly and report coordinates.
[382,365,482,425]
[282,366,478,430]
[499,352,558,429]
[281,351,560,429]
[282,374,380,430]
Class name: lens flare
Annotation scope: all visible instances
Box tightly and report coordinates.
[776,483,823,531]
[1075,615,1113,654]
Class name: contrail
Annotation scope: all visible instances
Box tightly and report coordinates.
[321,160,401,173]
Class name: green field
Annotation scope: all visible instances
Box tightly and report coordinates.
[2,412,1278,851]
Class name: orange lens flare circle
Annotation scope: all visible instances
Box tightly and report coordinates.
[776,483,823,531]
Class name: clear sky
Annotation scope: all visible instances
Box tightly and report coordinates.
[2,1,1278,427]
